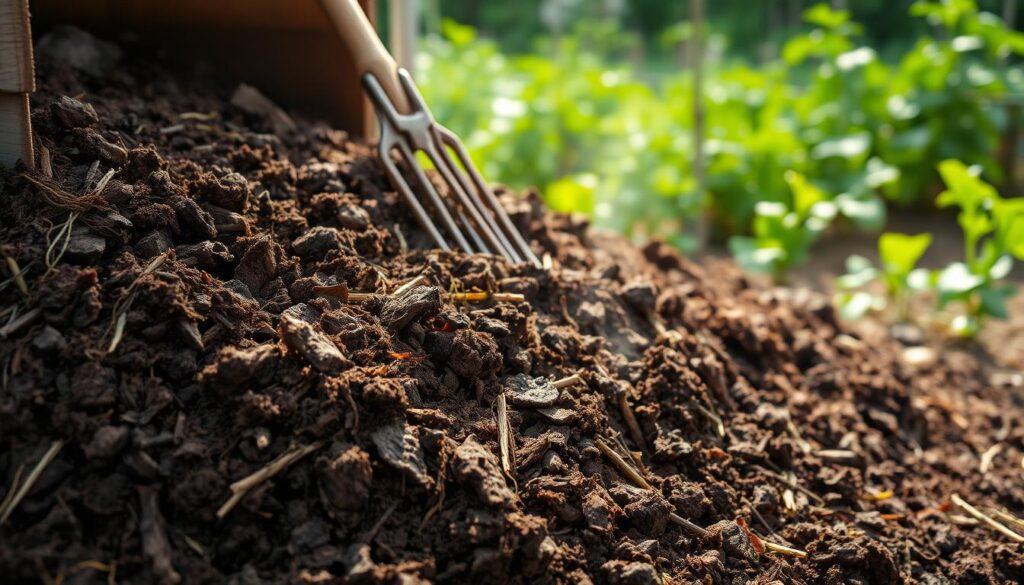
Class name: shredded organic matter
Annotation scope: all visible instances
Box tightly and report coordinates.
[1,29,1023,585]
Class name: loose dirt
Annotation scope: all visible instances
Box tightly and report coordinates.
[1,30,1023,585]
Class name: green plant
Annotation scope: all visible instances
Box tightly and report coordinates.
[728,170,838,281]
[835,232,932,321]
[419,3,1022,264]
[931,159,1024,336]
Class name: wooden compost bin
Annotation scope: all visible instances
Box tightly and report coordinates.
[0,0,376,169]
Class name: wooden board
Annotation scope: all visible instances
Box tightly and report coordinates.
[0,92,33,168]
[0,0,34,93]
[31,0,375,138]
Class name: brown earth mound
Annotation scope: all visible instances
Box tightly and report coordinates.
[1,31,1023,585]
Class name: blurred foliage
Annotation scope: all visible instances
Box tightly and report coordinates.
[430,0,1018,64]
[836,160,1024,336]
[418,1,1024,260]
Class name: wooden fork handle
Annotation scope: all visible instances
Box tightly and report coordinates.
[319,0,412,114]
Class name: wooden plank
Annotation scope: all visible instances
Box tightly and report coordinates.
[0,92,33,168]
[0,0,34,92]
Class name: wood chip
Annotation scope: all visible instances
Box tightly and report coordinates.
[278,314,348,372]
[495,393,516,485]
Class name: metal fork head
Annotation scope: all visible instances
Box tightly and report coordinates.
[362,68,541,268]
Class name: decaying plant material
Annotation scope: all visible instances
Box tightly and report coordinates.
[1,30,1023,585]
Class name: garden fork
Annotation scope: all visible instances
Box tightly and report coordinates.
[321,0,541,267]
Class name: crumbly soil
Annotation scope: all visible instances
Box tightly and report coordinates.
[1,31,1023,585]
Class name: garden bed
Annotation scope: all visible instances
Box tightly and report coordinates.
[1,31,1023,585]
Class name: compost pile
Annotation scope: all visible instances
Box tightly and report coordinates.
[2,30,1023,585]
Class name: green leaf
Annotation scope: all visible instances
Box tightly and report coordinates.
[836,191,886,231]
[907,268,934,291]
[936,262,984,295]
[879,232,932,276]
[936,159,997,209]
[784,171,827,217]
[978,285,1016,319]
[729,236,784,274]
[836,291,880,321]
[545,174,596,214]
[864,158,900,189]
[988,254,1013,280]
[950,314,980,338]
[804,3,850,29]
[836,255,877,289]
[811,133,871,161]
[441,19,477,47]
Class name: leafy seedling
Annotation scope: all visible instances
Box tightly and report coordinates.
[730,171,837,282]
[933,159,1024,337]
[835,232,932,321]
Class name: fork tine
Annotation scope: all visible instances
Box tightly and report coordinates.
[375,124,452,252]
[394,71,526,264]
[393,138,477,253]
[456,207,490,254]
[365,73,476,254]
[422,144,522,263]
[366,68,541,267]
[436,126,541,267]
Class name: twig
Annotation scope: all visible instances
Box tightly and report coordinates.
[342,385,359,435]
[103,254,168,354]
[393,224,408,254]
[596,435,708,536]
[362,502,399,544]
[108,310,129,354]
[986,508,1024,533]
[0,307,41,338]
[950,493,1024,543]
[44,212,79,275]
[762,538,809,558]
[754,465,826,505]
[595,437,651,490]
[495,393,517,488]
[313,282,350,301]
[3,256,29,296]
[217,440,326,518]
[979,444,1002,474]
[553,374,583,390]
[787,419,813,454]
[392,274,426,298]
[0,464,25,518]
[741,495,789,545]
[0,440,64,525]
[669,511,709,537]
[693,401,725,438]
[449,291,525,303]
[618,392,647,452]
[179,112,218,121]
